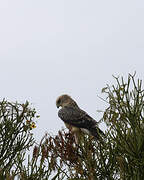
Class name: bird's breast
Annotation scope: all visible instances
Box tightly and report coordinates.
[64,123,80,133]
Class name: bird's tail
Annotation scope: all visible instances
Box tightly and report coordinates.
[90,127,105,141]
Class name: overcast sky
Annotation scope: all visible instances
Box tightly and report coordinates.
[0,0,144,141]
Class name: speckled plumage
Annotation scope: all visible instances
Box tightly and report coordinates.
[56,94,105,141]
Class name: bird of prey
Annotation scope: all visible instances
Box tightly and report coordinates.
[56,94,105,143]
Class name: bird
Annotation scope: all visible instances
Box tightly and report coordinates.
[56,94,105,143]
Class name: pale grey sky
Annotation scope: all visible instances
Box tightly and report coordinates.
[0,0,144,141]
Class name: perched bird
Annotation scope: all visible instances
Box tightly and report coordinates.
[56,94,105,143]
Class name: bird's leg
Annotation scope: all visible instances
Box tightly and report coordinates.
[74,132,79,144]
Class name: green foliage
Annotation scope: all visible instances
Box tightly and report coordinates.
[1,73,144,179]
[0,100,36,179]
[103,73,144,179]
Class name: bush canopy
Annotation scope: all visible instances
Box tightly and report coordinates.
[0,73,144,180]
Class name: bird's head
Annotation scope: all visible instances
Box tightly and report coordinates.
[56,94,78,108]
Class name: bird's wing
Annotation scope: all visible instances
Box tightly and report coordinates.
[58,106,105,139]
[58,106,97,130]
